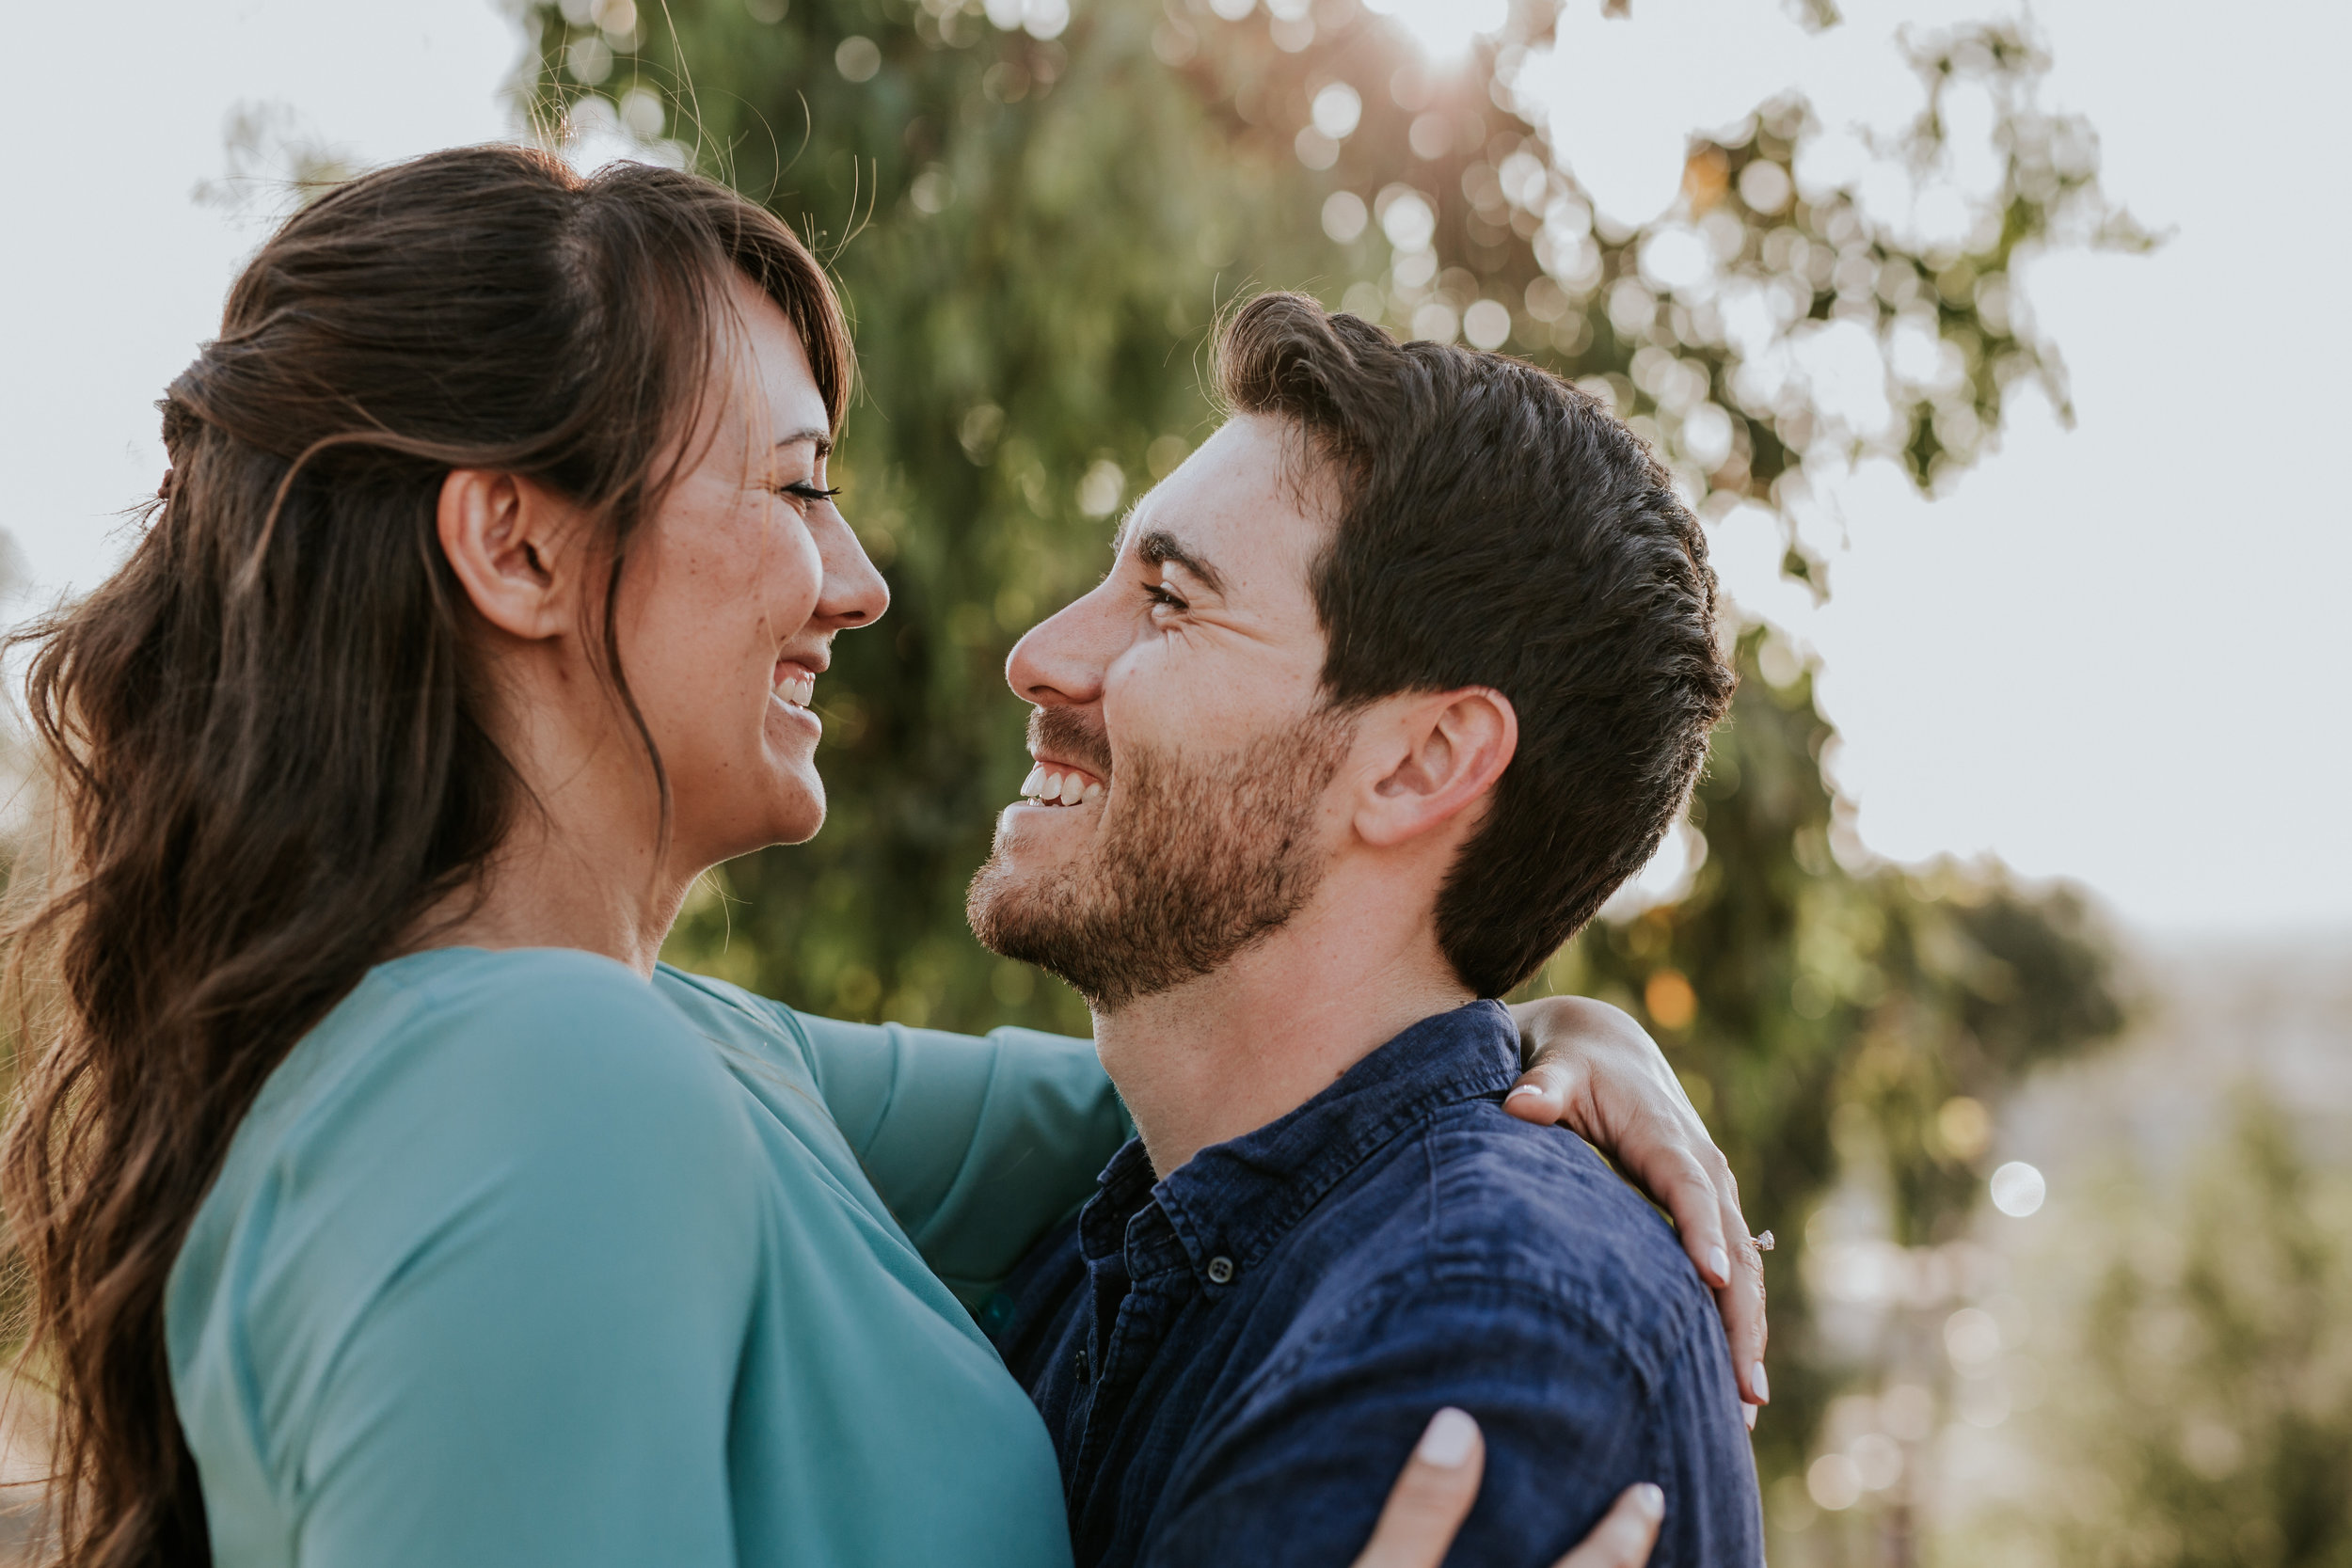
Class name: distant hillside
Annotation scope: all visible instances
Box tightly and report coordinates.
[2004,927,2352,1182]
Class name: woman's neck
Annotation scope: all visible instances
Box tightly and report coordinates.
[410,794,691,977]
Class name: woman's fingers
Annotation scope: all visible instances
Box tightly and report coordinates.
[1349,1409,1486,1568]
[1678,1147,1767,1410]
[1653,1144,1736,1291]
[1722,1185,1770,1413]
[1502,1055,1575,1126]
[1505,996,1770,1409]
[1551,1484,1666,1568]
[1351,1405,1669,1568]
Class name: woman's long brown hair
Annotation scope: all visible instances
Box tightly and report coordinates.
[1,144,850,1566]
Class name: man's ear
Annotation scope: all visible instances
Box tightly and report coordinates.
[1354,687,1518,848]
[437,468,577,641]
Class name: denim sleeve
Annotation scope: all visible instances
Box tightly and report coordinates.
[787,1009,1132,1302]
[1141,1278,1746,1568]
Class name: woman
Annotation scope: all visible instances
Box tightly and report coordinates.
[4,145,1760,1567]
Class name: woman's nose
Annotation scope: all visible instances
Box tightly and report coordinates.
[813,506,888,629]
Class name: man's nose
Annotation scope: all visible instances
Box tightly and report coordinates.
[1006,583,1117,708]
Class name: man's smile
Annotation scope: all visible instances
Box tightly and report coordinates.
[1018,759,1105,808]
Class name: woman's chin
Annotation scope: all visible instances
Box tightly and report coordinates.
[690,773,825,861]
[769,772,827,846]
[743,743,827,845]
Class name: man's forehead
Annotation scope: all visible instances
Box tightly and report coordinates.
[1110,417,1327,581]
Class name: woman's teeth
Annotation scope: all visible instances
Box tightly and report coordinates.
[1020,765,1104,808]
[776,670,816,708]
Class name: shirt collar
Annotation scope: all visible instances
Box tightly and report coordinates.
[1083,1000,1520,1289]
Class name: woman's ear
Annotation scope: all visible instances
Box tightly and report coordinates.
[436,469,578,641]
[1354,688,1518,849]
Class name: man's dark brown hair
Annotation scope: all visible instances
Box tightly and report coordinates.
[1216,292,1737,998]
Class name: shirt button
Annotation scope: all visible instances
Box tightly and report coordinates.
[1207,1256,1235,1285]
[1075,1345,1091,1380]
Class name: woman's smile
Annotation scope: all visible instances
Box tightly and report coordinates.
[772,657,821,727]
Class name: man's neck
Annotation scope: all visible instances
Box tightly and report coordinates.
[1091,869,1472,1178]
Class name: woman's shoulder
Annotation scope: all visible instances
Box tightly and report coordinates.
[372,946,729,1087]
[173,947,767,1349]
[240,947,755,1196]
[651,962,807,1041]
[168,948,775,1490]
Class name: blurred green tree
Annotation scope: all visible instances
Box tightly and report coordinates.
[520,0,2133,1498]
[1949,1093,2352,1568]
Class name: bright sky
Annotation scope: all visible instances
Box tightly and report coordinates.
[5,0,2344,936]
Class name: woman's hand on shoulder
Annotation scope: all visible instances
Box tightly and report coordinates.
[1503,994,1770,1419]
[1352,1409,1663,1568]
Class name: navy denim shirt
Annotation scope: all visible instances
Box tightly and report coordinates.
[993,1001,1762,1568]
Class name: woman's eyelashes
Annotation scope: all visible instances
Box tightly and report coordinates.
[773,480,843,511]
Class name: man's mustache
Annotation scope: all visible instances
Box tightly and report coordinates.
[1029,705,1114,780]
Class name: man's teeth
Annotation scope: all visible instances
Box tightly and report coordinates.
[1018,764,1104,806]
[776,670,816,707]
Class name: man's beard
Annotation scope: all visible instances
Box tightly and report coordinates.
[966,707,1352,1013]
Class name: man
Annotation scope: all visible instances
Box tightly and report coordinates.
[966,292,1761,1567]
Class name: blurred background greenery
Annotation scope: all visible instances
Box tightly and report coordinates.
[5,0,2349,1561]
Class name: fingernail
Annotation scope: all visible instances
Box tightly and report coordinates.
[1751,1362,1770,1403]
[1505,1084,1544,1104]
[1633,1483,1664,1520]
[1743,1402,1757,1431]
[1707,1245,1730,1284]
[1416,1407,1479,1467]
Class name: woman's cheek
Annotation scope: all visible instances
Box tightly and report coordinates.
[764,515,826,626]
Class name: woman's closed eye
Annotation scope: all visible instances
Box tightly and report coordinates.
[775,480,842,509]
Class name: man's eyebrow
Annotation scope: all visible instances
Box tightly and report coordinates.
[1136,528,1228,596]
[774,427,834,457]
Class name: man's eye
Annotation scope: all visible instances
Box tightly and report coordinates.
[1143,581,1187,612]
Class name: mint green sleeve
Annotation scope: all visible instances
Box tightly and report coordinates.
[286,985,765,1565]
[782,1008,1132,1300]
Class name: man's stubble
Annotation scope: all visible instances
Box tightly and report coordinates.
[966,706,1353,1012]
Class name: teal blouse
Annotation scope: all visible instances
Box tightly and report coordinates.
[167,947,1132,1567]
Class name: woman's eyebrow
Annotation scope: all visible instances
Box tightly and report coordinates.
[773,427,833,457]
[1136,528,1227,596]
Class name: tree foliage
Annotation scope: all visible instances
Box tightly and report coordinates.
[521,0,2134,1499]
[1953,1094,2352,1568]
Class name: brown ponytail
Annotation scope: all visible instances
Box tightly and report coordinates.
[2,144,850,1566]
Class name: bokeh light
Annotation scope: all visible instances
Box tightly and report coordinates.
[834,35,881,81]
[1461,298,1510,351]
[1806,1453,1861,1512]
[1944,1307,2001,1369]
[1989,1160,2046,1217]
[1377,188,1434,252]
[1310,82,1360,139]
[1320,190,1367,244]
